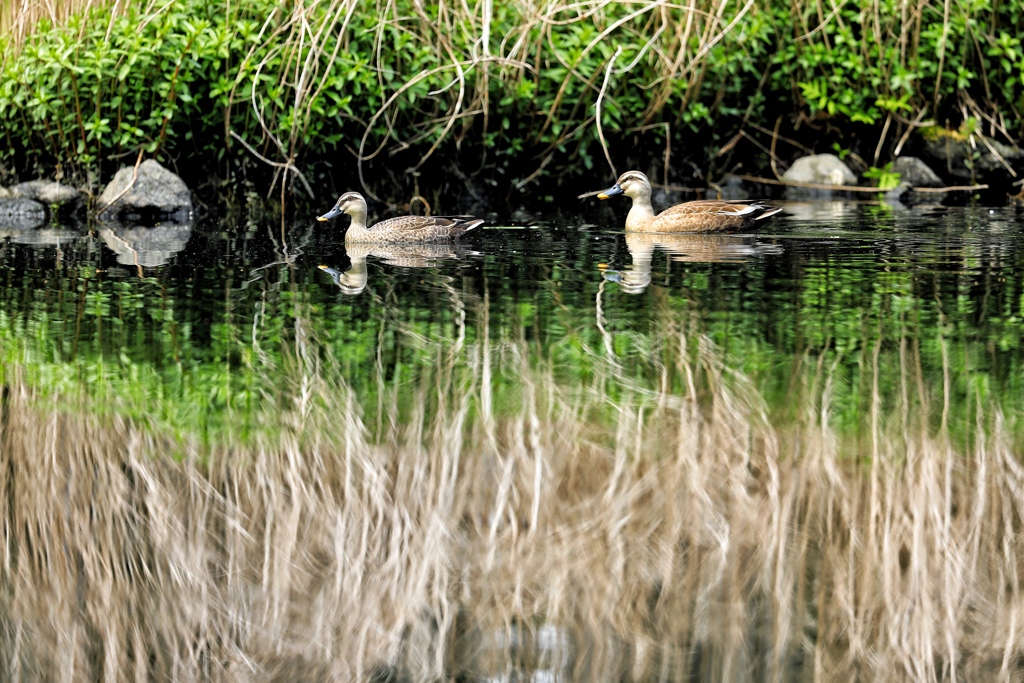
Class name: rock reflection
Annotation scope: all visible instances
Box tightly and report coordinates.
[0,225,82,247]
[0,216,83,267]
[99,217,193,268]
[602,232,782,293]
[780,200,860,221]
[454,621,572,682]
[319,241,471,295]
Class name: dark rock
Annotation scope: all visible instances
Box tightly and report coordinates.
[510,208,537,224]
[782,154,857,186]
[893,157,944,187]
[12,180,81,206]
[919,134,1024,183]
[96,160,192,219]
[99,218,193,268]
[883,182,913,203]
[714,174,750,200]
[0,197,46,222]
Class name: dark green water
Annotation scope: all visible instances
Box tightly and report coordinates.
[1,200,1023,442]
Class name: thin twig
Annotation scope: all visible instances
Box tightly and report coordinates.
[745,121,814,154]
[874,112,892,166]
[405,42,466,174]
[516,153,555,190]
[932,0,951,110]
[911,184,990,193]
[740,130,788,174]
[734,174,899,192]
[357,55,532,202]
[738,174,989,193]
[894,108,929,157]
[578,181,695,200]
[96,149,144,217]
[229,130,314,198]
[770,117,784,181]
[408,195,432,217]
[595,46,622,178]
[975,132,1018,178]
[716,132,743,157]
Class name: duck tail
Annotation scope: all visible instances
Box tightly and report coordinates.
[754,206,783,221]
[456,218,485,234]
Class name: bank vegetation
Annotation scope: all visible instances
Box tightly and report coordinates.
[0,0,1022,196]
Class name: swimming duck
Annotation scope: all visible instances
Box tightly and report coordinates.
[597,171,782,233]
[317,192,484,243]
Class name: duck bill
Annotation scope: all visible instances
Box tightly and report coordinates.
[317,206,343,221]
[597,184,623,200]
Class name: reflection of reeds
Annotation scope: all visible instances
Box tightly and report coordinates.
[2,305,1022,680]
[0,0,109,47]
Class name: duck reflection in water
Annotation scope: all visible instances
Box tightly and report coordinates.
[601,233,782,294]
[319,241,473,296]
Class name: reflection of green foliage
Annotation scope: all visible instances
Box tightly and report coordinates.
[1,216,1023,453]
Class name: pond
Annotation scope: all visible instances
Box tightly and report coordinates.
[1,198,1022,680]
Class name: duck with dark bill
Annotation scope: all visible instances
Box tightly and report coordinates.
[597,171,781,233]
[317,192,484,243]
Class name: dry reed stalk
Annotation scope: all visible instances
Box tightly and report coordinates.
[1,314,1023,680]
[0,0,114,52]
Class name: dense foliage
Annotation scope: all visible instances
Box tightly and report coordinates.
[0,0,1022,192]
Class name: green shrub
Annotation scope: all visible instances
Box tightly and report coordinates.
[0,0,1021,191]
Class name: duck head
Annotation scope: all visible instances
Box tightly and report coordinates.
[317,192,367,221]
[597,171,652,201]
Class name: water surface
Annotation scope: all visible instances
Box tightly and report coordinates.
[2,199,1023,680]
[2,200,1021,437]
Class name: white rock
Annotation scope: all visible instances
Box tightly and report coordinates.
[782,154,857,185]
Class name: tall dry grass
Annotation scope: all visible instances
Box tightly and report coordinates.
[1,305,1023,681]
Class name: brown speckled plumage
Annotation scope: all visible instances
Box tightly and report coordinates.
[317,191,484,243]
[597,171,782,233]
